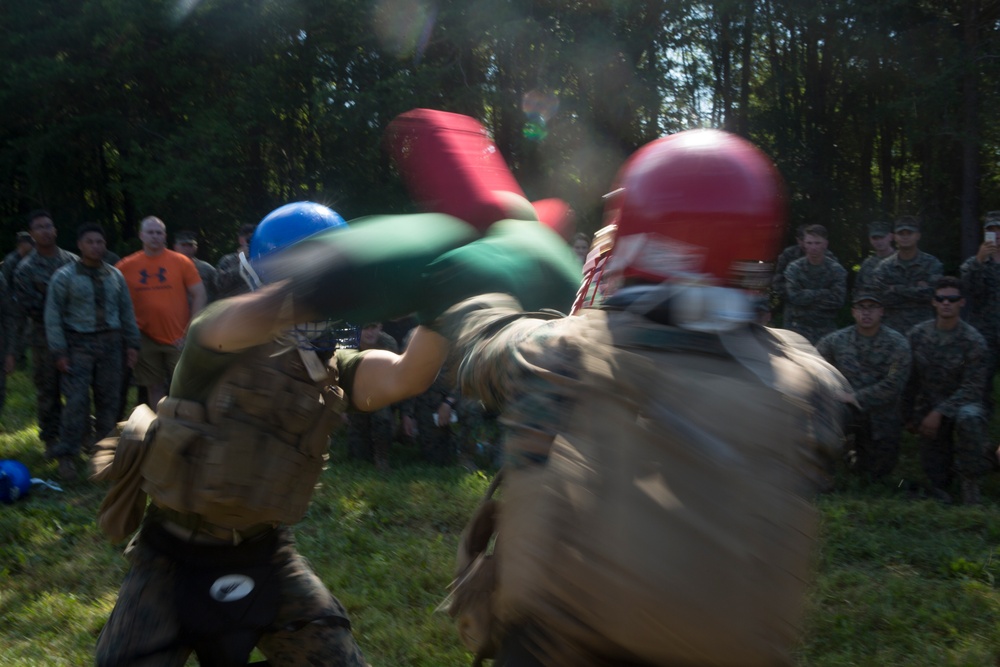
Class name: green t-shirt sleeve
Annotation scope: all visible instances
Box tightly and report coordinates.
[169,301,243,403]
[334,348,370,412]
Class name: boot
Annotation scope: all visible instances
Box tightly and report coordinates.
[960,477,982,505]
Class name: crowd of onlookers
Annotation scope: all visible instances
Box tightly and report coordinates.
[770,213,1000,504]
[0,210,503,481]
[3,209,999,500]
[0,211,245,480]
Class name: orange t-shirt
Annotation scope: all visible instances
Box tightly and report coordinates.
[116,249,202,345]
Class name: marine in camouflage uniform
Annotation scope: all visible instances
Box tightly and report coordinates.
[959,212,1000,414]
[854,221,894,296]
[345,324,398,471]
[431,287,850,666]
[214,223,257,299]
[13,212,78,454]
[768,241,802,321]
[783,226,847,344]
[95,297,373,666]
[872,217,943,334]
[0,272,12,417]
[2,232,34,369]
[401,327,459,466]
[906,278,992,503]
[44,223,141,478]
[816,294,910,481]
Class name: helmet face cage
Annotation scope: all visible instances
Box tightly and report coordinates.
[598,129,785,292]
[246,201,349,352]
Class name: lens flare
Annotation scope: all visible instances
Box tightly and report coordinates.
[374,0,436,61]
[521,90,559,142]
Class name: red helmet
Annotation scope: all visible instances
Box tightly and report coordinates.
[600,129,786,290]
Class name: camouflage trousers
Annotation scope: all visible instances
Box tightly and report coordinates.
[30,338,63,446]
[919,404,994,488]
[847,412,901,482]
[52,331,124,458]
[96,523,367,667]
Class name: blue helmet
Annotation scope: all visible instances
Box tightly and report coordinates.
[250,201,345,270]
[0,460,31,503]
[242,202,346,289]
[242,202,349,351]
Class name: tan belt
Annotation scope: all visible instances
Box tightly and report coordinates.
[154,506,277,546]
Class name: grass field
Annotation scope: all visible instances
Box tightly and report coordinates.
[3,366,1000,666]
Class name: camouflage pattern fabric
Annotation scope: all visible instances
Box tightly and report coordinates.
[434,292,850,665]
[51,331,124,458]
[44,261,141,354]
[960,254,1000,412]
[1,250,29,367]
[816,325,910,479]
[96,526,366,667]
[98,299,370,663]
[12,248,78,328]
[768,244,802,317]
[783,255,848,344]
[907,320,993,482]
[872,251,943,333]
[960,255,1000,348]
[401,325,458,466]
[855,254,886,296]
[214,251,250,299]
[13,248,77,447]
[0,272,10,415]
[404,370,458,466]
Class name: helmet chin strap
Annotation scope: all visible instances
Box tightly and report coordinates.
[239,251,263,291]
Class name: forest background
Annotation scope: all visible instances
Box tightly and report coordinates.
[1,0,999,274]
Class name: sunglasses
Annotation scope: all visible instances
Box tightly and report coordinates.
[933,295,962,303]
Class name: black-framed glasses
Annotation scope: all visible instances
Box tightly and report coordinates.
[933,295,962,303]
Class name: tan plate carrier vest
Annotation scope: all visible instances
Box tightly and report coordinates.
[448,310,848,667]
[141,344,347,532]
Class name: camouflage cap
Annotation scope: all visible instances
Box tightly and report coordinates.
[868,221,892,237]
[852,292,882,305]
[983,211,1000,230]
[894,216,920,233]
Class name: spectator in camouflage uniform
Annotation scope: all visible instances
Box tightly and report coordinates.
[13,210,78,456]
[345,322,398,471]
[401,328,459,466]
[816,293,911,482]
[959,211,1000,414]
[0,271,13,418]
[873,216,943,333]
[44,223,141,480]
[2,230,35,369]
[1,230,35,283]
[854,221,894,295]
[769,224,806,322]
[783,224,847,344]
[906,277,992,504]
[214,223,256,299]
[173,230,219,303]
